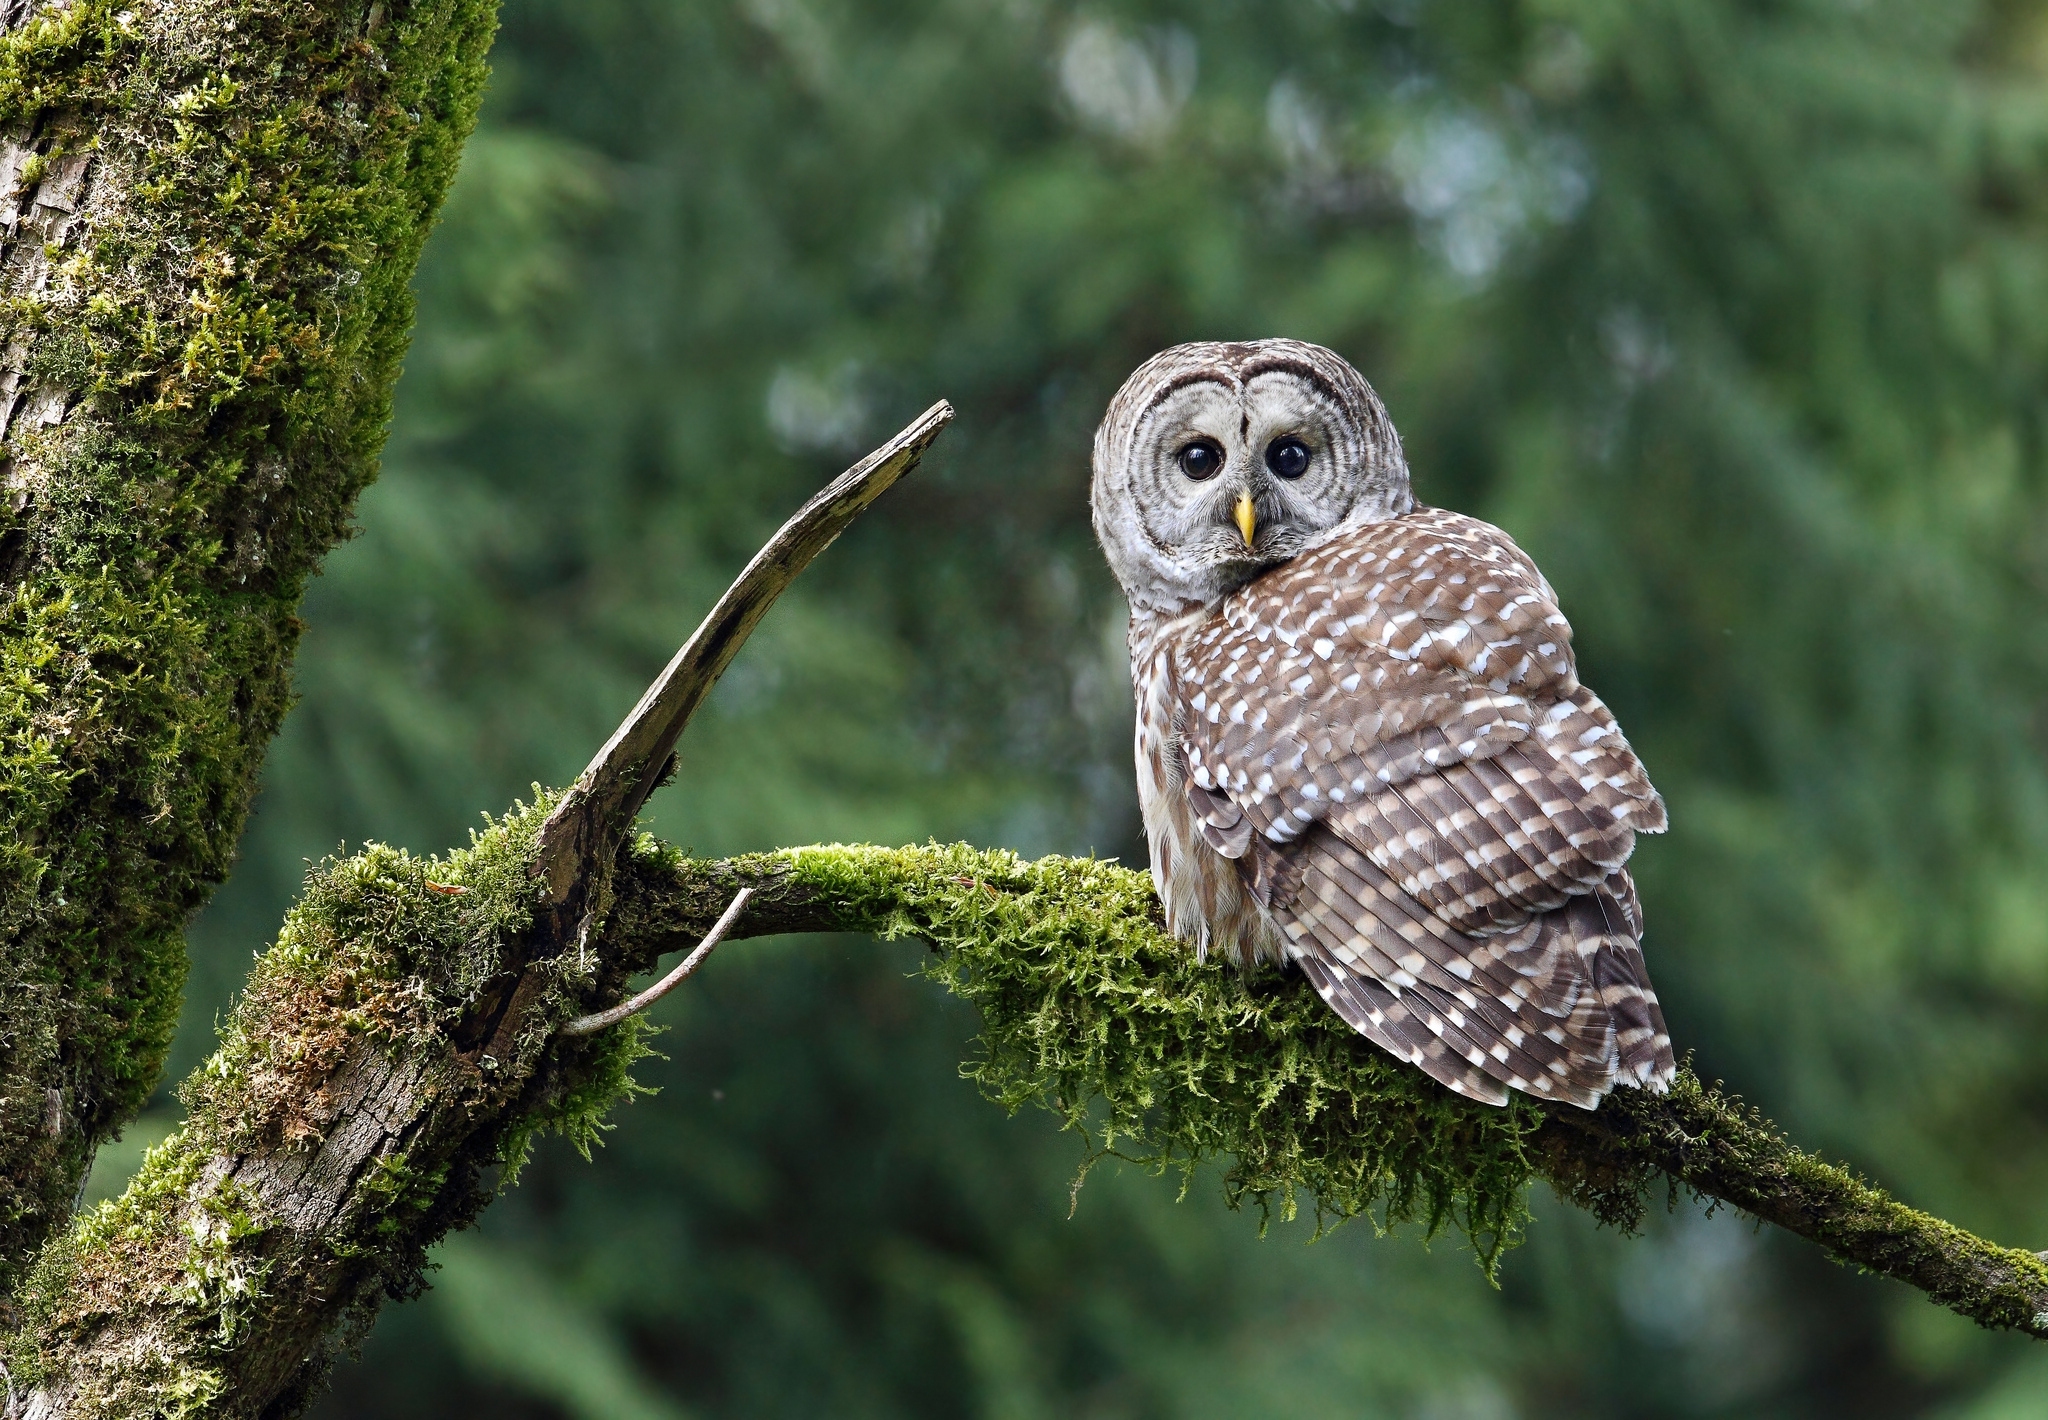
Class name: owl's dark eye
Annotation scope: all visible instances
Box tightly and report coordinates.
[1266,436,1311,480]
[1177,439,1224,481]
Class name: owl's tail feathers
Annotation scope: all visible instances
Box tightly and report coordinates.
[1572,876,1677,1093]
[1274,830,1607,1109]
[1488,874,1675,1101]
[1294,952,1513,1108]
[1276,832,1674,1109]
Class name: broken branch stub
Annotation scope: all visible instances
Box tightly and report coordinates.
[534,400,953,912]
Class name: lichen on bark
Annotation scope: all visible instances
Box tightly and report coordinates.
[0,0,497,1287]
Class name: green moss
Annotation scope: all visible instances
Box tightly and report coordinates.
[173,1180,270,1349]
[70,1132,207,1255]
[182,794,556,1152]
[195,792,671,1186]
[6,1130,227,1401]
[0,3,133,125]
[2,796,604,1403]
[496,1016,663,1184]
[0,0,500,1286]
[359,1153,454,1242]
[780,843,1542,1271]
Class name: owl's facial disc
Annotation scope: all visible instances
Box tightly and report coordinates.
[1091,339,1413,611]
[1126,378,1355,590]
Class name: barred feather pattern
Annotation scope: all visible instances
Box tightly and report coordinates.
[1131,507,1675,1109]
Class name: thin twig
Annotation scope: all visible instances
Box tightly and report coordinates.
[561,888,753,1036]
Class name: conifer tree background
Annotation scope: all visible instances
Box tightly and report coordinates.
[80,0,2048,1414]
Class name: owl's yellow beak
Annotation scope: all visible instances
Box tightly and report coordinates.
[1233,492,1257,551]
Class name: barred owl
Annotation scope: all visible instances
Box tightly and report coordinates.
[1090,340,1675,1108]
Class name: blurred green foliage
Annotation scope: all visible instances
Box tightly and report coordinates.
[115,0,2048,1412]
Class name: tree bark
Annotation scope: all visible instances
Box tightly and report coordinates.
[0,0,497,1292]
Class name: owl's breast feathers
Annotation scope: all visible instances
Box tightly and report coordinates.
[1132,506,1675,1109]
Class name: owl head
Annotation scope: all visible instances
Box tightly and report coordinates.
[1090,339,1412,612]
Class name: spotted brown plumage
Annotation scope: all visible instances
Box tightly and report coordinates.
[1095,340,1675,1109]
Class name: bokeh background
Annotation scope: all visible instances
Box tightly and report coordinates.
[91,0,2048,1413]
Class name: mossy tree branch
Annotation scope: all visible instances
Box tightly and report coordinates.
[11,829,2047,1413]
[611,844,2048,1339]
[0,392,958,1411]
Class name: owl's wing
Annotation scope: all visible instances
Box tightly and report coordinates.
[1174,507,1673,1107]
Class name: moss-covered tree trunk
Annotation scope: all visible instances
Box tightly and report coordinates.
[0,0,494,1304]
